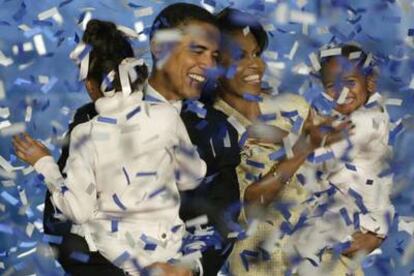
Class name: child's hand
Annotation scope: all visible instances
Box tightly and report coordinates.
[342,231,383,258]
[304,112,353,149]
[12,133,50,166]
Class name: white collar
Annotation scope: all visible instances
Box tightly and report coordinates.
[144,82,182,112]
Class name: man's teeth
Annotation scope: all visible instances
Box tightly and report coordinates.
[243,74,260,82]
[188,74,205,82]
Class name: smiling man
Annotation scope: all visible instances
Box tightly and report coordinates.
[145,3,241,276]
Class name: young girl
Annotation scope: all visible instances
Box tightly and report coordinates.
[285,45,394,275]
[13,19,206,275]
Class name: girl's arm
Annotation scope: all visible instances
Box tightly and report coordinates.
[13,127,97,224]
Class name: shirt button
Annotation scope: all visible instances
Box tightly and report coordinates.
[161,233,167,239]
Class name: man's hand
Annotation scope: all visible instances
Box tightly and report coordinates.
[12,132,50,166]
[146,262,193,276]
[342,231,384,258]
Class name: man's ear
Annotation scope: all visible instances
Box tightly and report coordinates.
[366,72,377,95]
[85,79,103,102]
[150,40,161,60]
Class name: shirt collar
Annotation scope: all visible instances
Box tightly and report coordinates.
[144,82,182,112]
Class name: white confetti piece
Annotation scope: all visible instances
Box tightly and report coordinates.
[384,98,403,106]
[243,26,250,36]
[275,3,289,24]
[363,53,373,68]
[17,247,36,258]
[337,87,350,104]
[262,23,275,32]
[227,116,246,136]
[38,7,63,25]
[18,187,28,206]
[290,10,316,25]
[0,156,15,173]
[185,215,208,228]
[320,47,342,58]
[263,51,278,60]
[23,42,33,52]
[22,166,34,175]
[0,120,11,130]
[33,34,47,56]
[0,107,9,119]
[134,7,153,17]
[287,41,299,60]
[0,122,26,136]
[0,80,5,100]
[1,180,15,187]
[25,106,32,122]
[309,52,321,71]
[349,51,362,60]
[0,50,13,67]
[80,11,92,31]
[117,25,139,39]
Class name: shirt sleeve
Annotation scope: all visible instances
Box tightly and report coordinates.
[34,124,97,224]
[174,113,207,191]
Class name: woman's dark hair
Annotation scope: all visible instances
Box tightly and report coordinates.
[215,8,268,54]
[82,19,148,92]
[149,3,217,42]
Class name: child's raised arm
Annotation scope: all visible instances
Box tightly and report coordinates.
[13,126,97,224]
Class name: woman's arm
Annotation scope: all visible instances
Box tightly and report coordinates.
[244,113,352,207]
[13,127,97,224]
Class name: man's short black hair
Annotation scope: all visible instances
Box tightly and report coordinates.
[215,8,268,54]
[149,3,217,41]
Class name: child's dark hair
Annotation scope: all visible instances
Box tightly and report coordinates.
[320,44,373,82]
[83,19,148,92]
[215,8,268,55]
[149,3,217,41]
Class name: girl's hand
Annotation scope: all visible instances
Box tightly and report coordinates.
[303,111,353,149]
[12,133,50,166]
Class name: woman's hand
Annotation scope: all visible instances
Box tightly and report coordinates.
[342,231,384,258]
[12,133,50,166]
[146,262,193,276]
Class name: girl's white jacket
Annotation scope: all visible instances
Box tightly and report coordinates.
[34,92,206,268]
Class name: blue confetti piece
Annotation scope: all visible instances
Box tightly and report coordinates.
[348,188,368,214]
[408,29,414,36]
[136,171,157,177]
[41,77,58,94]
[353,212,360,230]
[70,251,90,263]
[388,121,403,145]
[111,219,119,232]
[59,0,74,7]
[97,116,117,124]
[126,106,141,120]
[42,234,63,244]
[239,131,248,148]
[12,2,27,22]
[195,119,208,130]
[61,186,69,194]
[0,223,13,234]
[144,94,163,102]
[171,225,182,233]
[243,93,263,102]
[312,151,335,163]
[149,187,166,198]
[113,251,130,267]
[144,243,157,251]
[281,110,299,118]
[185,101,207,118]
[204,0,216,6]
[122,167,130,185]
[258,113,277,122]
[245,159,265,169]
[112,194,127,210]
[345,163,357,171]
[296,173,306,185]
[268,147,286,161]
[291,116,304,134]
[1,191,19,206]
[339,207,352,226]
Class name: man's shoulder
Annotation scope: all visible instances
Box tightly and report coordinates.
[72,102,97,124]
